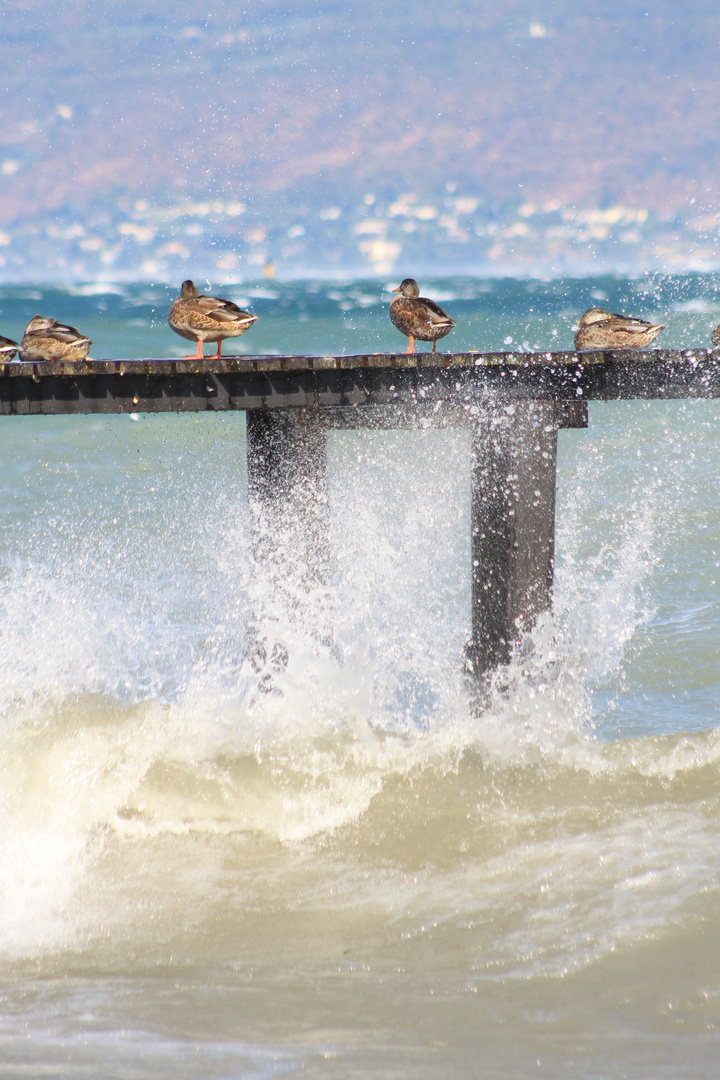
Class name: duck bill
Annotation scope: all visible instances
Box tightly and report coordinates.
[390,285,402,293]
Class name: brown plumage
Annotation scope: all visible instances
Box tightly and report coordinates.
[168,280,258,359]
[711,325,720,349]
[19,315,91,362]
[0,335,19,360]
[574,307,665,351]
[389,278,455,353]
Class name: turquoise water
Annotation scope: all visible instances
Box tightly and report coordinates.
[2,270,719,357]
[2,275,720,1078]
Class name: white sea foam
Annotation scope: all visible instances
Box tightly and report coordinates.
[70,282,128,297]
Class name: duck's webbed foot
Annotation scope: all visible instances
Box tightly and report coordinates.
[185,340,205,360]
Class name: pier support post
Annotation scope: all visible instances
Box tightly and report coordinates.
[246,408,330,665]
[470,401,558,677]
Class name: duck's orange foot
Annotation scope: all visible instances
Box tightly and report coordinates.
[404,335,415,354]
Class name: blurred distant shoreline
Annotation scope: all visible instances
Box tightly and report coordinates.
[1,193,718,286]
[4,4,720,286]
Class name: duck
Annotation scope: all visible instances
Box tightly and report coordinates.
[711,325,720,348]
[389,278,455,353]
[0,335,19,360]
[168,280,258,359]
[19,315,92,362]
[574,307,665,351]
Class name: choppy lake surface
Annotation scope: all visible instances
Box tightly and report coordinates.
[2,274,720,1078]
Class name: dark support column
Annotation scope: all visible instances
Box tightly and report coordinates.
[470,401,559,677]
[246,408,330,666]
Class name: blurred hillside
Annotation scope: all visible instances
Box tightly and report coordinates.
[2,0,720,281]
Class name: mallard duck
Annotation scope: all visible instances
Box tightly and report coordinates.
[711,324,720,348]
[574,307,665,351]
[0,335,18,360]
[168,280,258,358]
[389,278,455,353]
[19,315,91,362]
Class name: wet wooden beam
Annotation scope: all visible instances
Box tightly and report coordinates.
[469,402,559,677]
[246,409,331,671]
[321,400,587,429]
[2,350,720,415]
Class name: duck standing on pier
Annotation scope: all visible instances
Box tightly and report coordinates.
[574,307,665,350]
[389,278,455,353]
[0,335,18,360]
[168,280,258,359]
[19,316,91,362]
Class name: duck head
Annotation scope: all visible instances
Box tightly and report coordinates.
[391,278,420,299]
[180,280,200,299]
[23,315,56,335]
[578,307,610,328]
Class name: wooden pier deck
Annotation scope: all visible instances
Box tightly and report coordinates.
[2,349,720,416]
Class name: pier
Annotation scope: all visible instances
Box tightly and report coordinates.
[3,348,720,676]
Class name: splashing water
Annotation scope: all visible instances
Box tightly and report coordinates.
[2,280,720,1078]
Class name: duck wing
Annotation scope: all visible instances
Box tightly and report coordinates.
[607,312,664,334]
[418,297,455,326]
[185,295,256,325]
[44,322,90,345]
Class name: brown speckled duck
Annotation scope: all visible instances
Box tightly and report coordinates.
[0,335,19,360]
[711,324,720,348]
[389,278,455,353]
[19,316,91,362]
[168,280,258,359]
[574,307,665,351]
